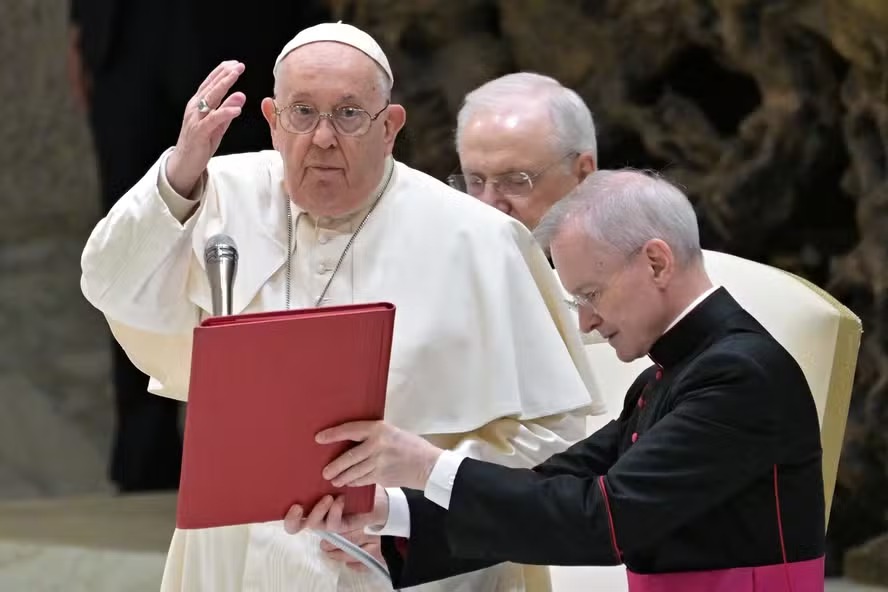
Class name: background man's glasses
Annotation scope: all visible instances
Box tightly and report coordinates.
[447,152,578,198]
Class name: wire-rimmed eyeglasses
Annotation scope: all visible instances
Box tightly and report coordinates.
[447,152,579,198]
[273,101,390,136]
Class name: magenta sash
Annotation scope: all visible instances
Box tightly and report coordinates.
[626,556,824,592]
[606,466,823,592]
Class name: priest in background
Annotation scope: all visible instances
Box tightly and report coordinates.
[79,22,605,592]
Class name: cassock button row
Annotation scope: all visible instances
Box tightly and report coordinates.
[631,432,638,443]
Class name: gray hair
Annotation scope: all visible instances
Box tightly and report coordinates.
[456,72,597,161]
[534,169,702,266]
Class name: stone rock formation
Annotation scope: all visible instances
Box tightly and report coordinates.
[329,0,888,579]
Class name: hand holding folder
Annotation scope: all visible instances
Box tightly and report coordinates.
[176,302,396,529]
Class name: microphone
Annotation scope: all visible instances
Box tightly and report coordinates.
[205,233,238,316]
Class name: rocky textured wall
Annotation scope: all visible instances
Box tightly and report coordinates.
[331,0,888,578]
[0,0,114,498]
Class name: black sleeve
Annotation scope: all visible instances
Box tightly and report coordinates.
[381,489,499,589]
[386,352,779,587]
[381,415,626,587]
[534,416,622,478]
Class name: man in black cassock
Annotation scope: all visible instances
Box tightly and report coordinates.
[285,169,826,592]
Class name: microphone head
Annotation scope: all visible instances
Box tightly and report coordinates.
[205,233,238,264]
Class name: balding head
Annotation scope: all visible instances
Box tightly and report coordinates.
[456,72,597,160]
[452,73,598,230]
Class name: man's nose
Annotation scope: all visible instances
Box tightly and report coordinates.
[311,118,338,149]
[479,183,511,215]
[579,306,603,334]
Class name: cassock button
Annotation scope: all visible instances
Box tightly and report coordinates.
[655,369,663,380]
[631,432,638,443]
[637,397,645,409]
[318,234,329,245]
[316,263,330,274]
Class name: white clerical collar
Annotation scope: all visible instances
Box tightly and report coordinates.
[663,285,720,334]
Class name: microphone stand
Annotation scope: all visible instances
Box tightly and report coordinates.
[315,531,396,589]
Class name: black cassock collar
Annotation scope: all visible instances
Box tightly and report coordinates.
[648,287,738,370]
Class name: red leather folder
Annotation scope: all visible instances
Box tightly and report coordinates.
[176,302,395,529]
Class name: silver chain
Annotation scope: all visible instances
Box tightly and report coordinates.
[284,164,394,310]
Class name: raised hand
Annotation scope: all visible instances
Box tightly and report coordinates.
[166,61,247,197]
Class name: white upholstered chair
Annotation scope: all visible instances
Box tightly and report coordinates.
[548,249,863,592]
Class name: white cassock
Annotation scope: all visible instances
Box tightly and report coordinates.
[80,149,606,592]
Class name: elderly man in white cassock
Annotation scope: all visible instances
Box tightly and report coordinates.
[79,22,605,592]
[448,73,602,342]
[448,74,633,425]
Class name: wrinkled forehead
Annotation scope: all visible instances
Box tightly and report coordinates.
[459,108,560,171]
[275,42,384,100]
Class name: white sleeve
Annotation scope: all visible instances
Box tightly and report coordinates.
[423,450,467,510]
[80,148,207,334]
[364,487,411,537]
[156,150,204,222]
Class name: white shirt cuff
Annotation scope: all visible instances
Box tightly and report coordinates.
[424,450,467,510]
[364,487,410,537]
[157,149,202,222]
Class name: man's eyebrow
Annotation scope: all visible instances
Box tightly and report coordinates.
[280,92,365,105]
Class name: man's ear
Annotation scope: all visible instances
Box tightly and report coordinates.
[261,98,279,149]
[383,104,407,152]
[644,239,675,288]
[575,152,597,181]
